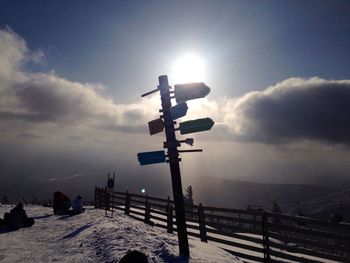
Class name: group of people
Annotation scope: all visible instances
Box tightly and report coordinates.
[0,191,84,231]
[0,203,34,230]
[53,191,84,215]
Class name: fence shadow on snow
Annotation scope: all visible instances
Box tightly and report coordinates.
[95,187,350,262]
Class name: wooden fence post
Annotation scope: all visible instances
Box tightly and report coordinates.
[94,187,100,208]
[110,193,114,217]
[125,191,130,215]
[99,188,105,209]
[198,203,207,242]
[104,188,111,216]
[144,195,151,224]
[262,211,270,262]
[101,188,104,208]
[166,196,173,233]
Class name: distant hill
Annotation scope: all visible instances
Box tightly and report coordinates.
[287,188,350,221]
[188,176,341,211]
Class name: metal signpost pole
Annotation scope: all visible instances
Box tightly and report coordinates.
[158,75,190,257]
[139,75,213,257]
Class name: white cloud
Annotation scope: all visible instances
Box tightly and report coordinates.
[0,29,158,138]
[37,173,84,183]
[224,77,350,144]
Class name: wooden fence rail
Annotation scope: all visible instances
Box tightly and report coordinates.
[94,187,350,262]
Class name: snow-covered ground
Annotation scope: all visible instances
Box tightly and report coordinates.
[0,206,241,263]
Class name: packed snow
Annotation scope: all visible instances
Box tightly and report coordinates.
[0,205,241,262]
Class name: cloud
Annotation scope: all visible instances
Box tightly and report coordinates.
[0,28,157,138]
[224,77,350,145]
[67,135,85,141]
[16,132,44,139]
[2,28,350,147]
[37,173,84,183]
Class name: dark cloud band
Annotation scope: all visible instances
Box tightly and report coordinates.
[230,78,350,145]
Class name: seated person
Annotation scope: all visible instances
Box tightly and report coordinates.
[71,195,85,214]
[53,191,71,215]
[3,203,34,230]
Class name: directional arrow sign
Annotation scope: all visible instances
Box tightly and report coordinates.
[137,150,166,165]
[179,118,214,135]
[148,118,164,135]
[174,82,210,103]
[170,102,188,120]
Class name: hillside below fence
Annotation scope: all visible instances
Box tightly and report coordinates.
[94,187,350,262]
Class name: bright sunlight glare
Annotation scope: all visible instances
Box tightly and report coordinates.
[171,54,205,84]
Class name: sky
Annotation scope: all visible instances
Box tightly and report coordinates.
[0,0,350,201]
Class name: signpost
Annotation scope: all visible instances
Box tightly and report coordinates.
[148,118,164,135]
[138,75,214,258]
[170,102,188,120]
[179,118,214,135]
[178,138,194,146]
[174,82,210,103]
[137,150,166,165]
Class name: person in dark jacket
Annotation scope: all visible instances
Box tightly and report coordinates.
[71,195,84,214]
[119,250,148,263]
[3,203,34,230]
[53,191,71,215]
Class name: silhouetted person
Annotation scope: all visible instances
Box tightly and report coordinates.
[332,202,344,224]
[272,200,282,214]
[53,191,71,215]
[1,194,9,205]
[71,195,84,214]
[272,200,282,226]
[119,250,148,263]
[2,203,34,230]
[296,201,307,227]
[296,201,305,216]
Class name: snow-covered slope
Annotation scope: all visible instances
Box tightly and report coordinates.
[0,206,240,263]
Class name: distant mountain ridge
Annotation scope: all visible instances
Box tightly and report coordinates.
[287,188,350,220]
[189,176,341,212]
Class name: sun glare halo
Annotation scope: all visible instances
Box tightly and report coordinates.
[171,54,205,84]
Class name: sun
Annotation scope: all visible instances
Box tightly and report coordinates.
[171,54,205,84]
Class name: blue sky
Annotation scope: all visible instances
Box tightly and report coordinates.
[1,0,349,102]
[1,1,350,199]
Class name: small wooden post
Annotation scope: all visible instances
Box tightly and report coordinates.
[125,191,130,215]
[198,203,207,242]
[110,193,114,217]
[94,187,97,208]
[104,188,111,216]
[166,196,173,233]
[101,189,104,209]
[262,211,270,262]
[144,195,151,224]
[98,188,102,209]
[94,187,100,208]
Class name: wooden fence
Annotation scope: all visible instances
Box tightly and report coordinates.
[95,187,350,262]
